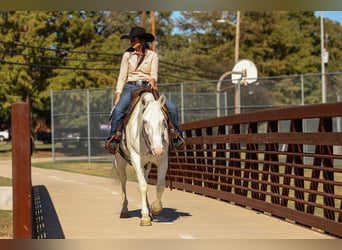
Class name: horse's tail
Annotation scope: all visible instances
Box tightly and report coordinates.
[110,157,122,185]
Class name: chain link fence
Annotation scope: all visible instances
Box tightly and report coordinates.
[51,72,342,161]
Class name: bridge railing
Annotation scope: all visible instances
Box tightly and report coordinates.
[11,103,64,239]
[150,102,342,238]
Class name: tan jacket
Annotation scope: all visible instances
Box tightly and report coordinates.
[115,49,158,94]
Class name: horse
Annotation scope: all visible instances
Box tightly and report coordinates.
[112,91,170,226]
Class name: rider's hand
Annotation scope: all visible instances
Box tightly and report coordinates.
[149,79,158,90]
[114,92,121,106]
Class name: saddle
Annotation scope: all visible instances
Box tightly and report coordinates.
[105,87,183,155]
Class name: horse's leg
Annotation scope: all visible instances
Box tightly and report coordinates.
[114,155,129,218]
[133,158,152,226]
[143,162,152,180]
[143,163,152,212]
[151,157,168,215]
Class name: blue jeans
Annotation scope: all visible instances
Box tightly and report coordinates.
[109,84,180,137]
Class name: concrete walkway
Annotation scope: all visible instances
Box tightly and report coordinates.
[0,159,335,239]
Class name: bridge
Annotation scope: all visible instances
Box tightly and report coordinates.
[0,159,334,239]
[6,102,342,239]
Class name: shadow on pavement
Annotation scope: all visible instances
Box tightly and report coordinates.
[32,185,65,239]
[126,207,191,223]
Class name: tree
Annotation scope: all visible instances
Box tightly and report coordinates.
[1,11,342,128]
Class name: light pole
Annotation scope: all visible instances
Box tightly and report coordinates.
[218,11,241,114]
[234,11,241,114]
[151,10,156,51]
[320,11,326,103]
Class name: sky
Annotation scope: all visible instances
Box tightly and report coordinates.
[172,11,342,25]
[171,11,342,35]
[315,11,342,25]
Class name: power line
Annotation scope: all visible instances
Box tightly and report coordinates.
[0,59,119,72]
[0,40,122,57]
[160,60,222,76]
[0,40,218,80]
[0,51,120,64]
[0,57,209,81]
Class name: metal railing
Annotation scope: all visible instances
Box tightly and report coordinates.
[12,102,342,238]
[11,103,65,239]
[149,102,342,237]
[11,103,33,239]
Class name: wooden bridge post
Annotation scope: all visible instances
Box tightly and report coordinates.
[11,102,33,239]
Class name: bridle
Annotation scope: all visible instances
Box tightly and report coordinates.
[141,104,168,154]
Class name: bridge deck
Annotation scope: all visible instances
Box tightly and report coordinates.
[0,159,334,239]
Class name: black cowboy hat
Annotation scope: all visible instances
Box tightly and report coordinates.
[120,27,155,42]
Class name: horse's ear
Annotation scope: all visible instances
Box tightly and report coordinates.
[141,95,149,108]
[141,93,154,111]
[141,97,147,108]
[158,95,166,106]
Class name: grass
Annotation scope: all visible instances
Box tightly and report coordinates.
[0,210,12,239]
[0,142,11,152]
[0,173,12,239]
[0,141,53,161]
[0,144,13,239]
[0,141,52,151]
[0,176,12,186]
[31,161,138,182]
[1,140,138,181]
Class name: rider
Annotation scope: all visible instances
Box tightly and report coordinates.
[106,27,184,154]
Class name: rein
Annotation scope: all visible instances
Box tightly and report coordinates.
[167,140,174,191]
[141,122,152,153]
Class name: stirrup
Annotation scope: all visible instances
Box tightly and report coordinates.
[105,132,121,154]
[170,130,185,150]
[173,136,185,150]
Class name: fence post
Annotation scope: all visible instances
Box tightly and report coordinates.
[11,102,32,239]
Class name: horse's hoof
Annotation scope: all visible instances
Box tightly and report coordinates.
[151,201,162,215]
[140,217,152,226]
[120,211,130,218]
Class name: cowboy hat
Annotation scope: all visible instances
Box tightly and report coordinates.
[120,27,155,42]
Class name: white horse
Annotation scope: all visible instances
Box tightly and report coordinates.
[113,92,169,226]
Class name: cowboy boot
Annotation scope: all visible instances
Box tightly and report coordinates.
[170,128,185,150]
[105,131,122,154]
[162,105,185,150]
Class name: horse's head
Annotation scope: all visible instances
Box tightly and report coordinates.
[141,93,168,157]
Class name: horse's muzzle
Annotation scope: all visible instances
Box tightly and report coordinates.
[151,146,164,157]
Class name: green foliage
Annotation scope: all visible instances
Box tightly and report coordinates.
[1,11,342,128]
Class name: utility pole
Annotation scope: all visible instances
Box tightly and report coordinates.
[234,11,241,114]
[151,10,156,51]
[324,31,329,101]
[141,11,146,28]
[320,11,326,103]
[217,11,241,115]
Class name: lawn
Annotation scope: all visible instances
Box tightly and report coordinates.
[0,177,12,239]
[0,210,12,239]
[0,141,52,160]
[0,176,12,186]
[31,161,138,182]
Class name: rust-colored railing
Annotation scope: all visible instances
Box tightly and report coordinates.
[150,102,342,238]
[11,103,64,239]
[11,103,33,239]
